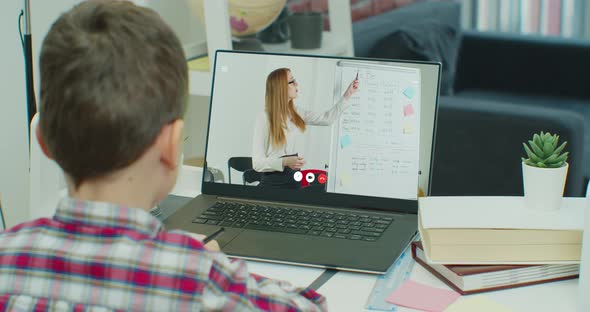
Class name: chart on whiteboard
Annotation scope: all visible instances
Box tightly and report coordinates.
[327,61,421,199]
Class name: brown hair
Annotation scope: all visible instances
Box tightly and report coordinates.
[39,0,188,187]
[265,68,306,148]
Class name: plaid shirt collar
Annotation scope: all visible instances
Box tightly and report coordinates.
[53,197,163,237]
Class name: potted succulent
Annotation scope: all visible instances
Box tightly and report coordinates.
[522,131,569,211]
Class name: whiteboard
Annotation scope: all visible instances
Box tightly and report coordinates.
[327,61,421,199]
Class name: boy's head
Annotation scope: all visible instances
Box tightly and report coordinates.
[37,0,188,193]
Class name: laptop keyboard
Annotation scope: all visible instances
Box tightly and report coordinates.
[192,201,394,242]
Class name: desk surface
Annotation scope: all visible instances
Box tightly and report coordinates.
[318,262,577,312]
[170,166,579,312]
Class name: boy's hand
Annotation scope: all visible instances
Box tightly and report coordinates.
[204,240,220,252]
[186,233,220,251]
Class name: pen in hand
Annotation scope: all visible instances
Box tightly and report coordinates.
[355,70,359,80]
[203,227,225,244]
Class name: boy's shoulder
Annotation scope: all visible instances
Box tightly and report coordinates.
[0,216,208,254]
[1,217,55,235]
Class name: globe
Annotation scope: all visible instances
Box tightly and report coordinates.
[190,0,287,37]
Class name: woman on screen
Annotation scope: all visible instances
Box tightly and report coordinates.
[252,67,359,189]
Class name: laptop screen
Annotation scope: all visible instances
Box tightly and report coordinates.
[201,51,440,214]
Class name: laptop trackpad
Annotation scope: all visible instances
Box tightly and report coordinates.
[223,229,398,270]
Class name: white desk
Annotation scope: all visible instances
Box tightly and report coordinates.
[317,263,577,312]
[171,166,579,312]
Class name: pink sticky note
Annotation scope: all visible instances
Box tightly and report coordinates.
[403,104,414,116]
[386,280,460,312]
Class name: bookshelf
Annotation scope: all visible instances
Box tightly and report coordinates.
[189,0,354,97]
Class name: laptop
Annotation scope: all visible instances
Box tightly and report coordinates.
[165,50,441,274]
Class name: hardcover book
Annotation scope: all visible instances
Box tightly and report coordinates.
[418,196,584,264]
[412,241,579,295]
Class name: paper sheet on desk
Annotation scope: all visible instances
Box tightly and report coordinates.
[245,261,324,288]
[444,296,513,312]
[386,280,460,312]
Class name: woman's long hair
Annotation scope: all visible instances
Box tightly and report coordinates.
[265,68,306,148]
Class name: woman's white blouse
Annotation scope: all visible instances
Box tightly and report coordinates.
[252,97,350,172]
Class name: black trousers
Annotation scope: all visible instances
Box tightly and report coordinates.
[259,168,326,192]
[259,167,301,190]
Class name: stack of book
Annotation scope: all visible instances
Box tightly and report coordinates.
[415,196,584,294]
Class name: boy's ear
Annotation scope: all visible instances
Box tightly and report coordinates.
[35,126,53,160]
[159,119,184,170]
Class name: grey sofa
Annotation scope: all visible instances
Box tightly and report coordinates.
[432,97,585,197]
[353,2,588,196]
[453,30,590,179]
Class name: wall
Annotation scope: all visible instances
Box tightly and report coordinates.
[30,0,206,91]
[0,0,30,227]
[143,0,207,58]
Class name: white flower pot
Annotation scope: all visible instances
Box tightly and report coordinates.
[522,162,568,211]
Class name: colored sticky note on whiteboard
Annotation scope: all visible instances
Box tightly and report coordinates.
[403,87,415,99]
[403,122,414,134]
[339,172,351,186]
[340,135,352,149]
[403,103,414,116]
[386,280,460,312]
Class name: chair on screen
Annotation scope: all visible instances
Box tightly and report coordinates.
[227,157,261,185]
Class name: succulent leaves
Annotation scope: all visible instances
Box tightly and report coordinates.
[522,132,568,168]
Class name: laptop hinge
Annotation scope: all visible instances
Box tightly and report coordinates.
[215,196,411,216]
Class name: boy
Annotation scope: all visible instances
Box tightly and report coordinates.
[0,1,326,310]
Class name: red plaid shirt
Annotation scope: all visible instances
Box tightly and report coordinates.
[0,198,326,311]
